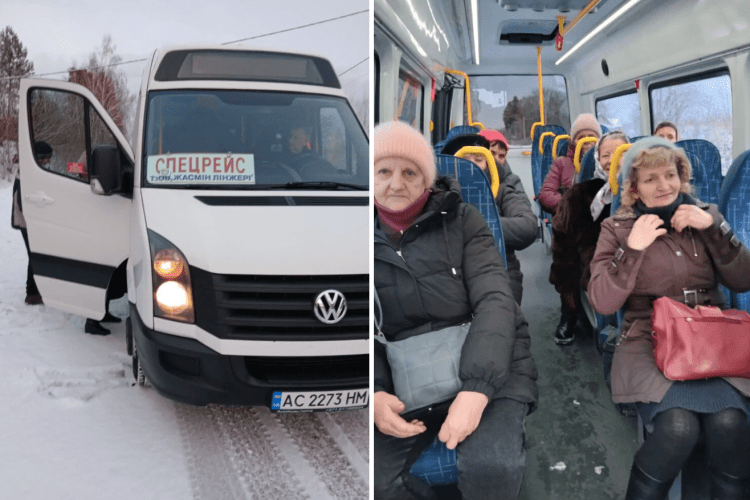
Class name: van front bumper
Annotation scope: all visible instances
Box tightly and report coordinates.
[129,303,368,407]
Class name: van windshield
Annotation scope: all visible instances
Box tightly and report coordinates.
[142,90,368,189]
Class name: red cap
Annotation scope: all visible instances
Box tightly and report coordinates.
[478,130,509,149]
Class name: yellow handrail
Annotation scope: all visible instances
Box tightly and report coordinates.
[537,47,545,126]
[557,0,602,37]
[539,132,555,155]
[445,68,484,129]
[455,146,500,198]
[609,143,632,195]
[530,121,543,142]
[552,135,570,160]
[574,137,598,173]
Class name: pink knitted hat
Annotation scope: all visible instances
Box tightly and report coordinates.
[374,121,436,188]
[570,113,602,141]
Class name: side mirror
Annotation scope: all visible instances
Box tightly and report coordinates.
[90,145,122,195]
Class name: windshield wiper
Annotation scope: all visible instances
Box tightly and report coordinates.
[283,181,367,191]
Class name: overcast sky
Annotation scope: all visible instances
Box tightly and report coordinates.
[2,0,369,96]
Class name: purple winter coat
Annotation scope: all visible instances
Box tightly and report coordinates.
[538,141,575,215]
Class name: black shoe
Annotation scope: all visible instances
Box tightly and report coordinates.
[709,467,748,500]
[25,294,43,305]
[85,319,111,336]
[554,314,577,346]
[102,312,121,323]
[625,463,673,500]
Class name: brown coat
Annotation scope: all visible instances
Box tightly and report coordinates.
[588,200,750,404]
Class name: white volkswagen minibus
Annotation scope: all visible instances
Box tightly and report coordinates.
[18,46,369,409]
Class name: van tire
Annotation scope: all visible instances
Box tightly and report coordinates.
[132,343,149,387]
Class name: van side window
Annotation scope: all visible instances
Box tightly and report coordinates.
[650,71,732,173]
[29,89,88,182]
[396,69,423,129]
[90,107,119,160]
[596,91,641,139]
[320,107,346,170]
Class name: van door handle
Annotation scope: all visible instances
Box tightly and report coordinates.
[26,192,55,207]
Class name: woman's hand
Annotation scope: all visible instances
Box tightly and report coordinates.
[437,391,489,450]
[671,205,714,233]
[374,391,426,438]
[627,214,667,251]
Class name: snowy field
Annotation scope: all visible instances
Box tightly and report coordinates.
[0,180,369,500]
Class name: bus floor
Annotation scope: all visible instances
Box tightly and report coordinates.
[517,240,639,500]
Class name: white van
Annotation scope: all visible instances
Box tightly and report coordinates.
[18,45,369,409]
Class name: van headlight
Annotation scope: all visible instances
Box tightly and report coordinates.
[148,230,194,323]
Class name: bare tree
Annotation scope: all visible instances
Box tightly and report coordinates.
[71,35,135,138]
[0,26,34,179]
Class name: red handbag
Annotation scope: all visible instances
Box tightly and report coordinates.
[651,296,750,381]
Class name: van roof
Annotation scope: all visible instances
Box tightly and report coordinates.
[150,45,341,89]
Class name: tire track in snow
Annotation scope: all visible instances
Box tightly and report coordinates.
[175,402,367,500]
[214,406,308,500]
[273,411,368,499]
[253,408,334,500]
[316,412,368,483]
[175,403,248,500]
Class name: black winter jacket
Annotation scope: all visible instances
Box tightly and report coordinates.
[374,176,538,407]
[495,166,537,304]
[549,178,609,302]
[498,160,525,196]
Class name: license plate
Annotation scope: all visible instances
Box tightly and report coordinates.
[271,389,369,412]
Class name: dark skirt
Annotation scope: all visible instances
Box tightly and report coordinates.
[637,378,750,429]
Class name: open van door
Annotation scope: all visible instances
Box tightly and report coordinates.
[18,79,134,320]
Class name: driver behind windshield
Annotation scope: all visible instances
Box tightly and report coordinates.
[286,126,337,178]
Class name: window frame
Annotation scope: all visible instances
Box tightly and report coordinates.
[648,68,731,133]
[395,64,424,131]
[26,87,122,184]
[595,88,642,137]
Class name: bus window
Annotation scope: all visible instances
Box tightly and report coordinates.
[470,75,570,146]
[596,91,641,139]
[395,69,423,129]
[650,71,732,173]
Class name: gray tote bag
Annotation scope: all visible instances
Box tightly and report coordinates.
[374,290,469,413]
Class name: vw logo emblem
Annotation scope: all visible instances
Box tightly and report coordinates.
[314,289,347,324]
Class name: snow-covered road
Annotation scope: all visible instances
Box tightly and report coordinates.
[0,180,369,500]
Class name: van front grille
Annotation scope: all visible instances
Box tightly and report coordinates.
[191,268,368,341]
[244,355,368,385]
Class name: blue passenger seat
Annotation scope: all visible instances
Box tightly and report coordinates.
[435,154,508,268]
[718,150,750,312]
[677,139,723,205]
[576,148,597,184]
[531,124,566,243]
[433,125,481,156]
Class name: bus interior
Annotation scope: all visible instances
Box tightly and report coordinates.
[375,0,750,498]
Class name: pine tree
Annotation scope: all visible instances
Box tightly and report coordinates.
[0,26,34,178]
[0,26,34,118]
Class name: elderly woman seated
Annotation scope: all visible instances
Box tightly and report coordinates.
[373,121,538,500]
[588,136,750,500]
[439,133,537,305]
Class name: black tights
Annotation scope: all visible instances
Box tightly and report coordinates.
[636,408,750,481]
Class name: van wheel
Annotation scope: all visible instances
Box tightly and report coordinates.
[132,343,149,387]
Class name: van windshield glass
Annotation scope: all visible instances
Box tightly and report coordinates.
[143,90,368,189]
